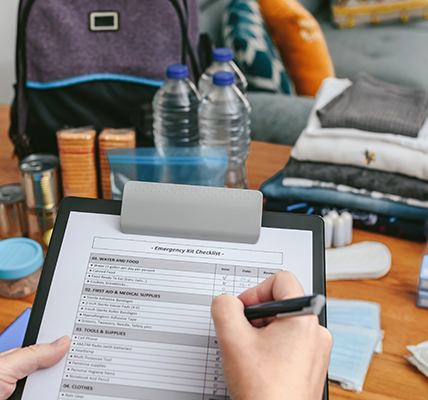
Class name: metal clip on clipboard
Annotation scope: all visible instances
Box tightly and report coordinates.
[120,181,263,244]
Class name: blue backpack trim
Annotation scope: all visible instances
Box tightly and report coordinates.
[26,73,165,89]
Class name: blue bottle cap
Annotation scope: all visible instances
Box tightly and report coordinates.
[0,238,43,280]
[213,71,235,86]
[213,48,233,62]
[167,64,189,79]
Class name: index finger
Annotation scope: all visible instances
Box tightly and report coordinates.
[238,271,305,307]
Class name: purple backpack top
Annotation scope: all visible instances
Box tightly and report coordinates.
[9,0,201,158]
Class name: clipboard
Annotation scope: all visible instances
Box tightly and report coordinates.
[11,182,327,400]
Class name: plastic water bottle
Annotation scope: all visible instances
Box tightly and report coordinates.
[199,71,251,189]
[198,48,248,98]
[153,64,201,148]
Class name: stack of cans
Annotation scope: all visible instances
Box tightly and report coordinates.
[98,128,136,199]
[418,255,428,308]
[0,184,28,239]
[57,128,98,198]
[18,154,60,248]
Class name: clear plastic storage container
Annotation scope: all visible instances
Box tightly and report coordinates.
[0,237,44,298]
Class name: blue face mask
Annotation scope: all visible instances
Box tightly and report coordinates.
[327,299,384,393]
[327,298,382,352]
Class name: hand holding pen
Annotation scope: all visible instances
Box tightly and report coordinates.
[211,271,332,400]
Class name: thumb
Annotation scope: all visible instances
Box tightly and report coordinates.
[211,294,252,345]
[0,336,70,381]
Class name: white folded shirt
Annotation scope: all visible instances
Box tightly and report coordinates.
[291,128,428,180]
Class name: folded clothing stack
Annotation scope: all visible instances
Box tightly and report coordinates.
[261,74,428,241]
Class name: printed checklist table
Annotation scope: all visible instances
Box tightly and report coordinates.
[58,254,281,400]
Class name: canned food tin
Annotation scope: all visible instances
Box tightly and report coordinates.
[27,208,58,250]
[0,184,28,239]
[19,153,60,211]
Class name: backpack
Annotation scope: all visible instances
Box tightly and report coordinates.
[9,0,202,159]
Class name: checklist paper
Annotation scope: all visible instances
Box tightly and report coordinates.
[22,212,313,400]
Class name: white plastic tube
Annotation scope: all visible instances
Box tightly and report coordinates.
[333,215,347,248]
[323,215,334,248]
[340,211,353,244]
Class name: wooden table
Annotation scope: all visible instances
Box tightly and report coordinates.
[1,105,428,399]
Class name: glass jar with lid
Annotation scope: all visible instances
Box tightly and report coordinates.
[0,237,43,298]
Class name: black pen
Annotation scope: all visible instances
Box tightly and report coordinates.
[244,294,326,321]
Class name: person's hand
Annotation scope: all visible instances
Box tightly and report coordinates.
[0,336,70,400]
[211,271,332,400]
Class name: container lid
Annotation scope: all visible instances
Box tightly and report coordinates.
[19,153,59,174]
[0,184,24,204]
[167,64,188,79]
[213,48,233,62]
[0,238,43,280]
[213,71,235,86]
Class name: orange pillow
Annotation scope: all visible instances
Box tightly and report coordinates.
[258,0,335,96]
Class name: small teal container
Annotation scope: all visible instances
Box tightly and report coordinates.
[0,237,44,298]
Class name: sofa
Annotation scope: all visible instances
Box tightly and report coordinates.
[198,0,428,146]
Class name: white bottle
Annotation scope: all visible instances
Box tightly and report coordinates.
[323,215,334,248]
[340,211,353,244]
[333,216,347,248]
[198,48,248,98]
[327,210,339,223]
[152,64,201,148]
[199,71,251,188]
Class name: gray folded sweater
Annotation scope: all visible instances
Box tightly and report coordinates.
[317,72,428,137]
[283,157,428,201]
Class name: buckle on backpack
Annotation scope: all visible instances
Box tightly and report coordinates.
[89,11,119,32]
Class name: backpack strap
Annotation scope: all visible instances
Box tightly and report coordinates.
[167,0,200,82]
[10,0,37,159]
